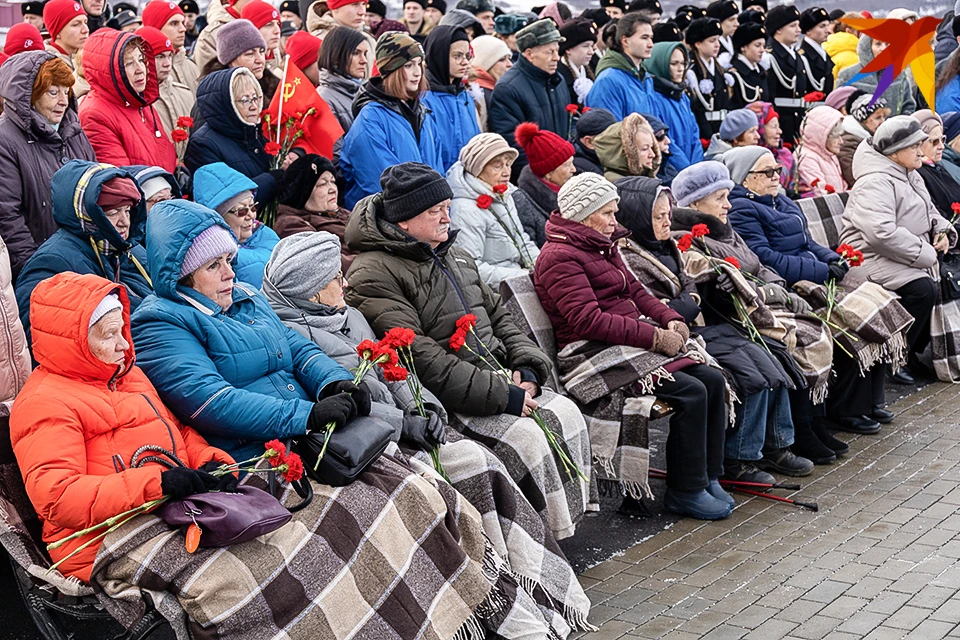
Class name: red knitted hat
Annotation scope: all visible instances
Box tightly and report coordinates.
[43,0,86,42]
[515,122,575,177]
[0,52,9,69]
[241,0,280,27]
[327,0,364,10]
[285,31,322,70]
[142,0,183,29]
[4,23,45,56]
[135,26,174,56]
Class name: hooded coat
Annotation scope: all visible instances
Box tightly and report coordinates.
[796,105,847,197]
[533,213,684,351]
[728,184,839,285]
[0,51,96,276]
[838,116,871,187]
[594,113,662,182]
[422,26,482,172]
[79,30,176,171]
[917,161,960,220]
[824,31,860,81]
[340,77,445,209]
[11,272,232,582]
[129,200,353,462]
[16,162,153,343]
[447,161,540,287]
[185,68,278,206]
[837,36,916,116]
[193,0,235,73]
[343,194,553,416]
[128,164,182,200]
[644,42,704,172]
[317,68,361,132]
[839,140,957,291]
[583,49,653,120]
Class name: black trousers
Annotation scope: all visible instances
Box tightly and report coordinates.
[791,350,886,423]
[656,364,727,492]
[895,277,938,355]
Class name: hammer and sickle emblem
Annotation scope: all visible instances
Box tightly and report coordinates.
[282,77,302,101]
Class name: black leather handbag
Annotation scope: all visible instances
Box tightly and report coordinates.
[295,415,394,486]
[940,252,960,301]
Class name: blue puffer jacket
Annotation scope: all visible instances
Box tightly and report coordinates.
[648,89,703,172]
[183,68,277,205]
[728,184,838,285]
[193,162,279,288]
[341,78,444,209]
[130,200,353,462]
[422,90,480,172]
[16,160,152,343]
[584,50,653,121]
[937,75,960,115]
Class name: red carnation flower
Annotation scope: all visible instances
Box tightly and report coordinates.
[700,138,709,150]
[264,141,281,156]
[951,202,960,214]
[280,453,304,482]
[372,344,399,367]
[492,183,508,195]
[382,327,416,349]
[449,329,466,351]
[476,194,493,209]
[803,91,825,102]
[565,104,579,114]
[381,363,408,382]
[691,223,710,238]
[810,177,820,187]
[724,256,741,269]
[456,314,477,332]
[783,142,793,150]
[824,184,836,194]
[171,129,188,143]
[176,116,194,129]
[677,233,693,252]
[356,339,377,360]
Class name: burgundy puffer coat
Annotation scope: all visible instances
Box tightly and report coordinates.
[533,213,683,350]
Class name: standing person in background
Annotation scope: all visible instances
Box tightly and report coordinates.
[469,35,512,111]
[279,0,301,27]
[557,19,596,105]
[179,0,200,54]
[644,40,703,173]
[728,20,770,109]
[456,0,495,34]
[685,17,731,140]
[602,0,624,20]
[764,5,806,145]
[240,1,283,75]
[194,0,254,73]
[43,0,91,98]
[82,0,107,33]
[584,12,654,120]
[837,34,916,116]
[493,13,530,62]
[402,0,435,43]
[363,0,385,29]
[798,7,833,97]
[142,0,200,92]
[424,0,446,25]
[305,0,377,78]
[823,11,860,81]
[4,24,46,58]
[136,26,195,143]
[285,31,323,85]
[21,1,45,31]
[317,26,369,133]
[705,0,738,67]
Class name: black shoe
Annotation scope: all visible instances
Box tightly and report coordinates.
[791,420,837,465]
[723,459,776,485]
[830,415,881,435]
[870,406,894,424]
[618,495,652,518]
[757,448,815,477]
[888,367,915,385]
[812,418,850,456]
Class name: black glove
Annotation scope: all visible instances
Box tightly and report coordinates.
[667,292,701,324]
[716,271,737,294]
[400,411,446,450]
[307,393,357,433]
[827,260,848,282]
[199,461,238,492]
[161,467,210,500]
[322,380,372,416]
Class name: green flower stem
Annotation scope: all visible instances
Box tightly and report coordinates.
[314,362,373,471]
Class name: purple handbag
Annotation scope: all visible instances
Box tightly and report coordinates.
[158,485,292,548]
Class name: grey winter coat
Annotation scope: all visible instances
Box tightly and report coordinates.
[447,162,540,287]
[840,140,957,291]
[318,69,361,133]
[837,36,916,115]
[703,134,733,161]
[0,51,96,276]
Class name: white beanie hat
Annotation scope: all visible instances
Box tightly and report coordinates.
[558,172,620,223]
[471,35,511,71]
[89,293,122,328]
[140,175,171,201]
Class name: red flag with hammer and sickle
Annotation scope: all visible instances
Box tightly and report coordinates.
[266,59,343,160]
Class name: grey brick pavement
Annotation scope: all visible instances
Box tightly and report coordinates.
[574,382,960,639]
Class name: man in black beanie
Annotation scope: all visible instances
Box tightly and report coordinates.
[765,4,805,144]
[728,21,770,108]
[798,7,833,96]
[21,1,45,31]
[705,0,738,65]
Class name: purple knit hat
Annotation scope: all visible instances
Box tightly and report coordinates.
[216,19,266,65]
[180,225,238,278]
[824,86,857,112]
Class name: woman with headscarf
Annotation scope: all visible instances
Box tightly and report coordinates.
[644,41,703,173]
[912,110,960,221]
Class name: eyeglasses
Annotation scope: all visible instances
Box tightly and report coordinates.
[748,166,783,179]
[451,52,475,63]
[929,136,946,147]
[235,94,263,108]
[226,201,258,218]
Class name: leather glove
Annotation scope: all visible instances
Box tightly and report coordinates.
[199,461,238,492]
[322,380,372,416]
[787,292,813,315]
[716,271,737,294]
[161,467,210,500]
[760,283,790,307]
[651,328,685,357]
[307,393,357,433]
[400,410,446,451]
[667,320,690,343]
[827,260,848,282]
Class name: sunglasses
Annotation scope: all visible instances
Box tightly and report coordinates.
[748,166,783,179]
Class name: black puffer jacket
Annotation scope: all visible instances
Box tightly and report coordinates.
[514,164,557,247]
[344,193,553,416]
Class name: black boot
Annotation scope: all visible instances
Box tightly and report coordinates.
[812,418,850,456]
[757,448,815,477]
[790,419,836,464]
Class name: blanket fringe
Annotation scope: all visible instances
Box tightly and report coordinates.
[809,380,829,405]
[636,367,674,395]
[513,575,598,634]
[452,615,487,640]
[595,476,654,502]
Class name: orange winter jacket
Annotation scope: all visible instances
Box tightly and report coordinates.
[10,272,234,583]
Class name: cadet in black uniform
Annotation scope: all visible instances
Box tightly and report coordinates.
[728,21,770,108]
[798,7,834,98]
[685,17,732,139]
[706,0,739,67]
[601,0,625,20]
[764,5,806,145]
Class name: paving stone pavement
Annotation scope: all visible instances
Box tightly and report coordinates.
[573,382,960,640]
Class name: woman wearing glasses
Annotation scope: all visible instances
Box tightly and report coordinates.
[421,26,481,172]
[912,111,960,221]
[185,67,280,208]
[193,162,279,288]
[796,105,847,198]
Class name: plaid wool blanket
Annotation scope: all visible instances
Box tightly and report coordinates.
[921,265,960,383]
[90,453,537,640]
[406,430,594,635]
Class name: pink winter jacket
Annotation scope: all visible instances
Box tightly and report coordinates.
[797,105,848,198]
[0,237,31,416]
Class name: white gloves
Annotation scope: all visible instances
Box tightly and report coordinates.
[759,51,772,70]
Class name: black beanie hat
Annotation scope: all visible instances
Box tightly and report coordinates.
[828,8,844,21]
[653,21,682,42]
[732,20,765,51]
[600,0,626,11]
[741,0,765,12]
[799,7,829,33]
[685,17,722,45]
[380,163,453,224]
[280,154,338,210]
[705,0,738,22]
[559,19,598,54]
[764,4,800,35]
[627,0,661,15]
[576,107,617,137]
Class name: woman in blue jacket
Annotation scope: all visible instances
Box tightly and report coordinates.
[645,41,703,174]
[341,32,443,209]
[422,26,481,172]
[193,162,279,288]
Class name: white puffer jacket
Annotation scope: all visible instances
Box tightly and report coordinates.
[0,237,30,416]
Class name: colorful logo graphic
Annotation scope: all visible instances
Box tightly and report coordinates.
[839,15,941,111]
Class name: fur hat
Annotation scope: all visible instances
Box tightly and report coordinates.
[559,19,597,55]
[764,5,800,35]
[872,115,928,156]
[799,7,829,33]
[653,22,682,43]
[685,17,722,45]
[824,85,857,112]
[705,0,738,22]
[672,161,734,207]
[558,172,620,223]
[515,18,564,52]
[732,21,765,52]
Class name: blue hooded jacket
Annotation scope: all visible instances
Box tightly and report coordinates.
[643,42,704,173]
[184,68,278,206]
[130,200,353,462]
[584,49,654,120]
[727,184,839,285]
[15,160,152,343]
[193,162,279,288]
[341,78,445,209]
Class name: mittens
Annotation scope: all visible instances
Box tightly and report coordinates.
[652,328,685,357]
[667,320,690,343]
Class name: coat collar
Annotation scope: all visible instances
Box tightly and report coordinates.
[671,206,734,240]
[544,213,630,252]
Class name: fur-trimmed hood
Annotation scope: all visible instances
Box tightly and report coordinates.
[594,113,661,179]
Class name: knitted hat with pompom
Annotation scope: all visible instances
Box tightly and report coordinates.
[515,122,575,178]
